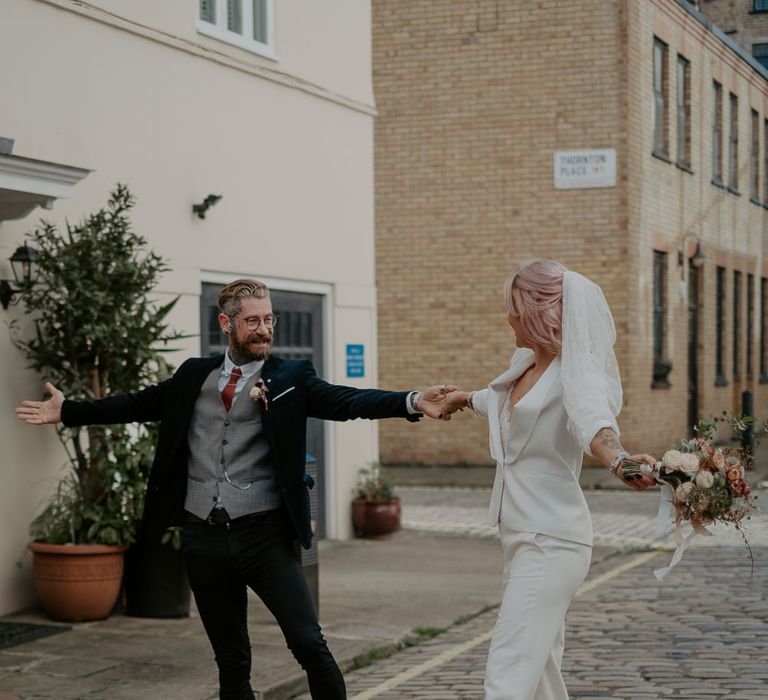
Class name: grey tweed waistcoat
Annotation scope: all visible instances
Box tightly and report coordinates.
[184,366,281,519]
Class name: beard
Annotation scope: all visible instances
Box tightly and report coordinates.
[228,331,272,364]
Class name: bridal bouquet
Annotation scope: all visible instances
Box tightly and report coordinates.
[619,421,758,578]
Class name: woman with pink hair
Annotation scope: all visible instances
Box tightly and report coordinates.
[442,259,656,700]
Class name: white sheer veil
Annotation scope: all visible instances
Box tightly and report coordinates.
[560,271,623,451]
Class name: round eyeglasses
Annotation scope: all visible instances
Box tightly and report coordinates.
[235,314,279,331]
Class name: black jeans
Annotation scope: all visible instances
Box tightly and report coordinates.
[182,509,346,700]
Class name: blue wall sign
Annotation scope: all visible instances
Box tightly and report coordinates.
[346,344,365,378]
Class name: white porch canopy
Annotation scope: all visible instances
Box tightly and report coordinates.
[0,152,90,221]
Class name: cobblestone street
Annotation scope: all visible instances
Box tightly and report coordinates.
[298,487,768,700]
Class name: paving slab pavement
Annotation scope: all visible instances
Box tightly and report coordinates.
[0,531,507,700]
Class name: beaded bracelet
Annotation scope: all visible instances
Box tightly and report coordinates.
[609,450,630,475]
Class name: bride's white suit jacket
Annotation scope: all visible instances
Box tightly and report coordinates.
[472,349,618,547]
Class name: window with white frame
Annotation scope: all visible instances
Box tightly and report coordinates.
[198,0,274,58]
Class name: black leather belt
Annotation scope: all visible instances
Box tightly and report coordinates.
[185,509,279,528]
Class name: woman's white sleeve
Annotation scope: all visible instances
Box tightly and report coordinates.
[471,388,490,418]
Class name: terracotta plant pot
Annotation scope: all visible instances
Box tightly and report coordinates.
[351,498,401,538]
[28,542,128,622]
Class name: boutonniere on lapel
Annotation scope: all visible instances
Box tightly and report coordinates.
[249,379,270,411]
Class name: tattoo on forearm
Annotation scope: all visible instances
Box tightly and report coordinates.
[595,427,623,455]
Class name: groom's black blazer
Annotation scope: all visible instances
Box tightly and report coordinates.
[62,354,416,548]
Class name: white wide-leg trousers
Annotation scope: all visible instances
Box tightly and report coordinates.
[484,528,591,700]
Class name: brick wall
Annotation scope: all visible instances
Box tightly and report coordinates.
[373,0,768,465]
[699,0,768,57]
[624,0,768,453]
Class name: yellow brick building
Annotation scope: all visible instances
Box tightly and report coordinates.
[373,0,768,464]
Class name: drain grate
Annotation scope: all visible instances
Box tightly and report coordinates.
[0,622,70,649]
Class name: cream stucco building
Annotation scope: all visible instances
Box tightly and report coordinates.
[0,0,380,615]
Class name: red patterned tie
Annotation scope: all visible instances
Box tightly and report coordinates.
[221,367,242,412]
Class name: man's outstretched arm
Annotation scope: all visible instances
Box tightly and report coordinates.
[16,380,171,427]
[303,361,455,421]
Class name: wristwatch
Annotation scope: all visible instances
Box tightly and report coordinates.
[409,391,422,413]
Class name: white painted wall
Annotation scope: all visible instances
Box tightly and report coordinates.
[0,0,376,615]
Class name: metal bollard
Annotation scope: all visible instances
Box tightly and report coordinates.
[302,453,320,615]
[741,389,754,454]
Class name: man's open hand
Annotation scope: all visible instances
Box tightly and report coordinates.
[16,382,64,425]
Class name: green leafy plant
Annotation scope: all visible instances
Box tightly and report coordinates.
[11,185,183,545]
[353,463,396,501]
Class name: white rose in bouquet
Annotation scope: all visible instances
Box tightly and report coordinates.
[679,453,700,475]
[695,470,714,489]
[662,450,683,469]
[675,481,695,502]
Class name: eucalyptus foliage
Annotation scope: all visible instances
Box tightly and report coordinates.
[12,185,182,545]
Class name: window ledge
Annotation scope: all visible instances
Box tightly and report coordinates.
[196,21,277,61]
[651,379,672,389]
[676,162,694,174]
[751,195,763,206]
[711,178,725,189]
[715,376,729,387]
[652,151,672,164]
[727,185,741,196]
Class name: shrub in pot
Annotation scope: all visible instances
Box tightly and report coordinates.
[351,464,401,538]
[12,185,186,621]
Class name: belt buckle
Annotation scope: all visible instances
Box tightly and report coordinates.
[206,508,231,526]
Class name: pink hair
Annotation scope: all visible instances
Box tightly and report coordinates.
[504,259,568,355]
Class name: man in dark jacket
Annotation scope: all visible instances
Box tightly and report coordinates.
[16,278,451,700]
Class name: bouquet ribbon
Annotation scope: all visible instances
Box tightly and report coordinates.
[630,463,706,579]
[652,475,712,580]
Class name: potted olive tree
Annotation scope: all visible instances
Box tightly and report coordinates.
[351,464,401,538]
[12,185,184,621]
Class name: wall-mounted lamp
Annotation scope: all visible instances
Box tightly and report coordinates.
[0,243,40,309]
[678,234,705,269]
[677,234,705,302]
[192,194,222,220]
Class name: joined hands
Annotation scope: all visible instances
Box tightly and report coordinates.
[417,385,468,420]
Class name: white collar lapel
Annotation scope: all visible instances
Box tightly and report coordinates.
[486,349,535,460]
[489,353,562,464]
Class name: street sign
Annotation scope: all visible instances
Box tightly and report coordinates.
[554,148,616,189]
